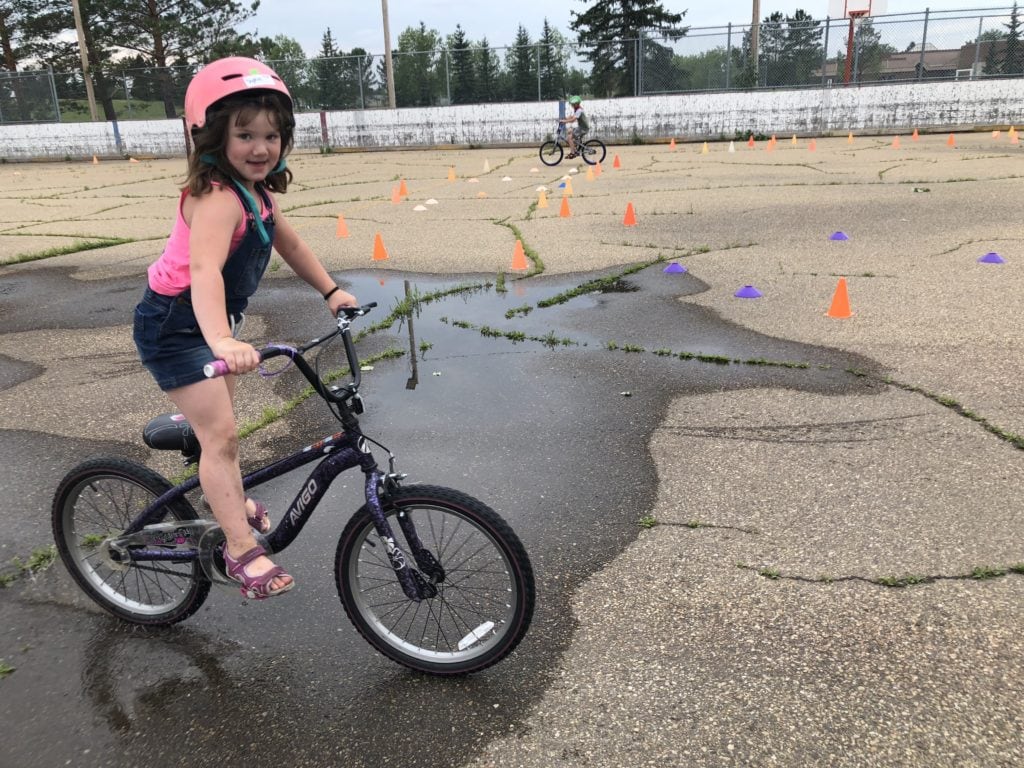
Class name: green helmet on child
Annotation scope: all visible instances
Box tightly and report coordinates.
[568,95,582,105]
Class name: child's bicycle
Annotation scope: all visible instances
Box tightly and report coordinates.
[51,304,535,675]
[539,123,607,167]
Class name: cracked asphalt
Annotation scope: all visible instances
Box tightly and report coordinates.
[1,134,1023,766]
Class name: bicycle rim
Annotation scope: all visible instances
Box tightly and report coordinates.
[338,487,534,674]
[583,139,606,165]
[53,460,207,623]
[539,141,563,166]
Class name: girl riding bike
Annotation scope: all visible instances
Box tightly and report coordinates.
[132,57,358,599]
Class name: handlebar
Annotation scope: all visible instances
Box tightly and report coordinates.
[203,303,377,405]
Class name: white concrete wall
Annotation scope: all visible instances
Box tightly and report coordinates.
[3,79,1023,161]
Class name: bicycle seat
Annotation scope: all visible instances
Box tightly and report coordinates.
[143,413,200,459]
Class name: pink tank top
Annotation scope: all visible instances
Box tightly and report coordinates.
[147,184,273,295]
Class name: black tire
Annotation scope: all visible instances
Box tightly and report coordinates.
[52,458,210,625]
[582,138,606,165]
[336,485,535,675]
[539,140,563,166]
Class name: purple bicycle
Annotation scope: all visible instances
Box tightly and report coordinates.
[51,304,535,675]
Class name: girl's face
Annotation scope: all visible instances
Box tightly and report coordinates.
[224,108,281,190]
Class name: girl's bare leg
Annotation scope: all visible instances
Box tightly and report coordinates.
[168,377,291,591]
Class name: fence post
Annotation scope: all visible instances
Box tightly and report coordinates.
[822,17,831,86]
[636,36,641,96]
[444,49,451,104]
[47,65,61,122]
[358,56,365,108]
[726,23,732,88]
[918,8,930,81]
[536,45,541,101]
[973,16,983,76]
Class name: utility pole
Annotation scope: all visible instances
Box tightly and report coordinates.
[71,0,98,121]
[381,0,396,108]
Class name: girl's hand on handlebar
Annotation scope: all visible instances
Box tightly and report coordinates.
[327,288,359,317]
[210,337,260,375]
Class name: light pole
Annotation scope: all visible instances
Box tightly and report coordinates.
[71,0,98,120]
[381,0,396,108]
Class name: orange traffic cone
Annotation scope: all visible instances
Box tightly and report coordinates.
[912,128,920,141]
[537,190,548,208]
[892,136,901,149]
[669,137,677,150]
[808,138,817,151]
[559,196,571,218]
[847,131,853,143]
[92,155,99,165]
[390,186,401,204]
[623,202,637,227]
[595,161,603,176]
[1013,132,1020,145]
[585,166,595,181]
[612,154,621,169]
[564,178,574,196]
[447,166,456,181]
[792,134,798,145]
[372,232,389,261]
[336,214,349,238]
[946,133,956,147]
[399,178,409,197]
[511,239,529,271]
[826,277,852,318]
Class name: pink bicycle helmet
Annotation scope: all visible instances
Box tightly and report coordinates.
[184,57,292,132]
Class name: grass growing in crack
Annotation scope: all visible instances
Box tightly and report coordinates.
[418,340,433,354]
[0,661,14,679]
[685,520,708,529]
[1,545,58,588]
[505,305,533,319]
[2,237,135,265]
[759,567,781,580]
[970,566,1007,580]
[877,574,929,587]
[607,341,619,350]
[495,220,544,274]
[653,348,673,356]
[536,257,662,308]
[495,272,507,294]
[622,344,645,353]
[81,533,106,548]
[638,515,658,529]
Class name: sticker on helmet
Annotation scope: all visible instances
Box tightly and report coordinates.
[243,74,276,88]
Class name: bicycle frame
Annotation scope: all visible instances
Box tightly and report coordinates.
[114,309,441,602]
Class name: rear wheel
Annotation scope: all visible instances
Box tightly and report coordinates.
[539,140,563,166]
[582,138,606,165]
[336,485,535,675]
[52,458,209,625]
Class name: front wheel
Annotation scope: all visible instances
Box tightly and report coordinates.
[52,458,210,625]
[539,140,563,166]
[582,138,607,165]
[336,485,535,675]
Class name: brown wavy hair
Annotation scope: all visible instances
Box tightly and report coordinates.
[182,91,295,197]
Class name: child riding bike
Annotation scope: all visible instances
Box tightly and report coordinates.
[559,95,589,158]
[132,57,358,599]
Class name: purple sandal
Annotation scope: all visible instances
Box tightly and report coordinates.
[245,498,271,534]
[223,545,294,599]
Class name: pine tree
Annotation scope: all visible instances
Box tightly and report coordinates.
[448,24,476,104]
[506,25,535,101]
[570,0,686,96]
[314,29,346,109]
[538,18,569,100]
[1003,3,1023,74]
[474,37,501,102]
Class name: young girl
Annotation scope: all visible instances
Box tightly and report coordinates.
[133,57,357,599]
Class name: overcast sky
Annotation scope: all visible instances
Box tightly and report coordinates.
[242,1,999,57]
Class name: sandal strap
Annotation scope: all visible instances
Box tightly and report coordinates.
[246,498,269,527]
[224,545,266,571]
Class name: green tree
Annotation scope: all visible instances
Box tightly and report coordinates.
[851,19,895,82]
[314,28,345,108]
[1003,3,1023,74]
[448,24,476,104]
[570,0,687,96]
[783,10,823,85]
[261,35,311,110]
[506,25,535,101]
[393,22,441,107]
[474,36,501,101]
[100,0,260,117]
[538,19,568,100]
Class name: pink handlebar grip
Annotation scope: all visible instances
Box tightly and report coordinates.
[203,360,230,378]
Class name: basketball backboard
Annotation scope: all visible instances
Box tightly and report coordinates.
[828,0,887,18]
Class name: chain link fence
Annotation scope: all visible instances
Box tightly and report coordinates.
[4,6,1022,124]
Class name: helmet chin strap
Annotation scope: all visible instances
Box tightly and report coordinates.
[198,154,287,246]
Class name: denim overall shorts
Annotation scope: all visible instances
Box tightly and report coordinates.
[133,186,275,391]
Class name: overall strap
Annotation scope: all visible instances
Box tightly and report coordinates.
[198,155,286,247]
